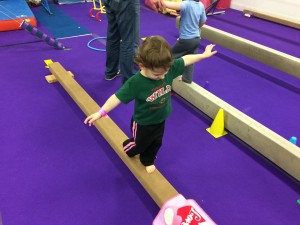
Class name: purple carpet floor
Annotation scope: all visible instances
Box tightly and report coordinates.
[0,2,299,225]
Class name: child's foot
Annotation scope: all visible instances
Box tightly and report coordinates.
[146,165,156,174]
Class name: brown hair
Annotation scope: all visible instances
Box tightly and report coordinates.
[134,36,173,70]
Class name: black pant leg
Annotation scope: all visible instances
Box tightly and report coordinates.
[139,134,164,166]
[123,118,165,166]
[123,138,137,157]
[138,122,165,166]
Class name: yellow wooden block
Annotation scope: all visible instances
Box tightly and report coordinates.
[45,71,74,83]
[44,59,54,68]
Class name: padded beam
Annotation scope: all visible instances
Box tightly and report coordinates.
[201,25,300,79]
[0,0,37,31]
[243,9,300,30]
[48,62,178,207]
[45,71,74,83]
[172,78,300,182]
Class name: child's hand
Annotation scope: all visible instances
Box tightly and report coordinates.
[203,44,217,58]
[84,112,101,126]
[148,0,166,12]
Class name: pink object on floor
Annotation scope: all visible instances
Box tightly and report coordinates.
[153,194,217,225]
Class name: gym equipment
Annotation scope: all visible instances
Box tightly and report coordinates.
[243,8,300,30]
[172,78,300,182]
[89,0,106,22]
[201,25,300,78]
[0,0,36,31]
[20,20,65,49]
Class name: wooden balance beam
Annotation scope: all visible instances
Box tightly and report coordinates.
[172,78,300,182]
[45,71,74,83]
[200,25,300,79]
[243,9,300,30]
[48,62,178,207]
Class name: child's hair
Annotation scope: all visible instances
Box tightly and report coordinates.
[134,36,173,70]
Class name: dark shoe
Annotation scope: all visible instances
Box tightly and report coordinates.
[182,77,192,84]
[105,71,120,81]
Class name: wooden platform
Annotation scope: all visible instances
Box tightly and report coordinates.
[243,8,300,30]
[201,25,300,78]
[48,62,179,207]
[0,0,37,32]
[172,78,300,182]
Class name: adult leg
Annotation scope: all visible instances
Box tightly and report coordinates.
[105,4,121,79]
[134,0,140,54]
[133,0,140,73]
[116,0,136,83]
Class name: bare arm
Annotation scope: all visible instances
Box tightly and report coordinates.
[182,44,217,66]
[199,21,205,28]
[84,94,122,126]
[164,1,181,11]
[148,0,166,12]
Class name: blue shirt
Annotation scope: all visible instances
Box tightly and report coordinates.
[179,0,207,39]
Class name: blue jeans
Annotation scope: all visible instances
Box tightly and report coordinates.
[104,0,137,82]
[134,0,140,54]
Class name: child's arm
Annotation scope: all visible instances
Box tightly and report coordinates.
[163,1,181,11]
[148,0,166,12]
[84,94,121,126]
[182,44,217,66]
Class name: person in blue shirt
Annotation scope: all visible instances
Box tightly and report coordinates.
[164,0,207,83]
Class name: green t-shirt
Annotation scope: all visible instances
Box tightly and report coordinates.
[115,58,185,125]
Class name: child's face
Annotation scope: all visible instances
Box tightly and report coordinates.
[141,67,169,80]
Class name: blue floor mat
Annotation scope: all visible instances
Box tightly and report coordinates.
[34,3,91,39]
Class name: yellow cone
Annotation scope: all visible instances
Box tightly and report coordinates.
[206,108,228,138]
[44,59,53,68]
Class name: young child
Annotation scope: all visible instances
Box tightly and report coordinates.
[164,0,207,83]
[84,36,216,174]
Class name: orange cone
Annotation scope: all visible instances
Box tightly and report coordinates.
[206,108,228,138]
